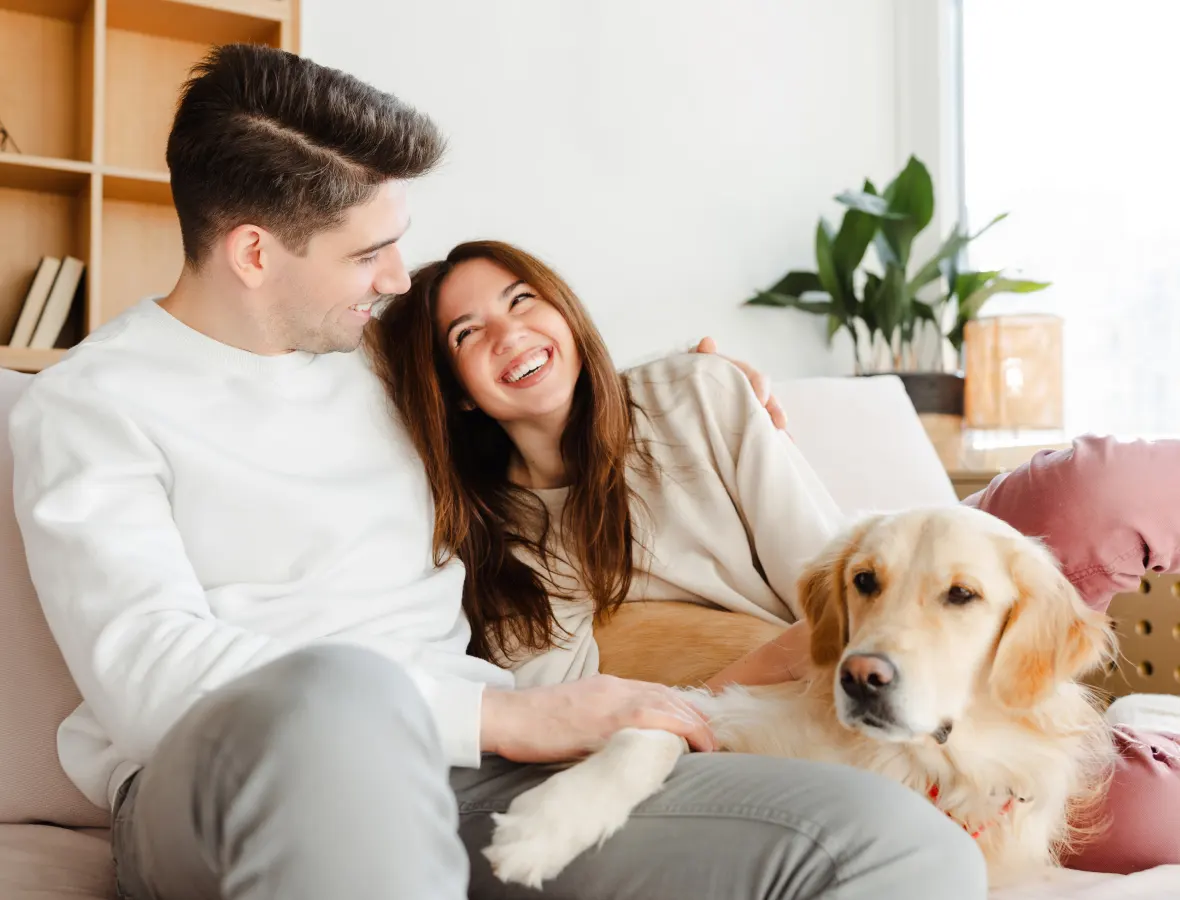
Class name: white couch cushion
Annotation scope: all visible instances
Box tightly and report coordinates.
[0,368,108,827]
[776,374,958,515]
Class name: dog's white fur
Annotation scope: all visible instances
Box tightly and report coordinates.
[483,506,1119,889]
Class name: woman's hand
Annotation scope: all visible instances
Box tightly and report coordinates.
[704,620,813,691]
[480,674,717,764]
[693,336,788,431]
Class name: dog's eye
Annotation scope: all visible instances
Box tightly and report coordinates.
[946,585,977,606]
[852,571,879,595]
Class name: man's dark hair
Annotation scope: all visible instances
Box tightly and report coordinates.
[166,43,445,265]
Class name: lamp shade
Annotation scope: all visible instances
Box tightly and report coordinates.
[963,314,1063,430]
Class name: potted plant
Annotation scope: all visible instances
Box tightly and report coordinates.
[744,155,1050,420]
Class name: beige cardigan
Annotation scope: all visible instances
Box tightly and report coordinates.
[504,353,845,688]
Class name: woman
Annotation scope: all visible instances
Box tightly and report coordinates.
[369,239,1180,875]
[369,239,837,691]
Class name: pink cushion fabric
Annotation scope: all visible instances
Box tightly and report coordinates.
[0,369,107,827]
[0,824,115,899]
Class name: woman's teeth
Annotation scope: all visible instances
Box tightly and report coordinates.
[504,349,550,383]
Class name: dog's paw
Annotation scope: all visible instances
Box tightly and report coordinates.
[482,728,685,887]
[482,771,634,887]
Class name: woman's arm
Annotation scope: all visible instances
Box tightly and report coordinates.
[704,620,813,691]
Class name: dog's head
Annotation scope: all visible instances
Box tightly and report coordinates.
[798,506,1114,744]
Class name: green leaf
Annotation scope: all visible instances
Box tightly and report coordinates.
[958,275,1051,321]
[834,191,906,219]
[831,184,880,275]
[912,299,937,323]
[876,156,935,269]
[814,219,844,310]
[872,231,900,269]
[768,270,823,297]
[827,313,843,342]
[952,270,1001,307]
[948,273,1052,351]
[860,272,883,335]
[745,291,834,316]
[875,263,909,342]
[883,156,935,233]
[907,212,1010,294]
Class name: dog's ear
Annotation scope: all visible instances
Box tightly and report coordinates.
[990,538,1115,710]
[797,520,875,667]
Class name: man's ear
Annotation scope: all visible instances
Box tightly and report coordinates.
[990,538,1116,710]
[797,518,876,667]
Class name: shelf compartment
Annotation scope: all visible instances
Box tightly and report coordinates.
[0,0,89,24]
[103,166,172,205]
[0,154,93,194]
[0,182,88,351]
[0,5,95,161]
[107,0,286,45]
[0,347,67,373]
[99,198,183,324]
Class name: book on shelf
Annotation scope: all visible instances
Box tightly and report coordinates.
[7,255,85,351]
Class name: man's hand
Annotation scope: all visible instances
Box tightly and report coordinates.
[480,675,716,764]
[693,337,788,431]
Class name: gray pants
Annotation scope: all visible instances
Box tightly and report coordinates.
[112,645,987,899]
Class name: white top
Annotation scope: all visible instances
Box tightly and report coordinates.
[8,298,515,810]
[506,353,846,688]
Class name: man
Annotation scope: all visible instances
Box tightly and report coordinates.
[9,43,986,900]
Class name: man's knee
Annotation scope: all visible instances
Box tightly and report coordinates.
[191,644,439,773]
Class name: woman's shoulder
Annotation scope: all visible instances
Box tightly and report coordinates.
[623,352,759,420]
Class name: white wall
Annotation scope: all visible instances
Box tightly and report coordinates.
[303,1,907,376]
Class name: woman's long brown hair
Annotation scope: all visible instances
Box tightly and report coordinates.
[365,240,654,663]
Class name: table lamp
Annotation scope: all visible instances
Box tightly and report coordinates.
[962,314,1065,461]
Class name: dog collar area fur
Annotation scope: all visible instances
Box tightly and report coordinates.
[926,784,1017,840]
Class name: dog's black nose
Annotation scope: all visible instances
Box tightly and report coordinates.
[840,653,898,706]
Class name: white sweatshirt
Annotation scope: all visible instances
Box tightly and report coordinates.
[506,353,847,688]
[8,297,514,810]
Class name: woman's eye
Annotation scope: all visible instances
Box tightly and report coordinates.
[454,327,473,347]
[358,253,379,265]
[510,292,536,309]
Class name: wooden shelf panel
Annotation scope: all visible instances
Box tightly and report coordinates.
[0,185,86,348]
[0,7,91,161]
[105,30,216,171]
[0,0,89,23]
[100,199,183,324]
[103,167,172,205]
[0,347,66,373]
[107,0,286,45]
[0,154,92,194]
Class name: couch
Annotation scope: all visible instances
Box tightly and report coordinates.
[0,363,1174,899]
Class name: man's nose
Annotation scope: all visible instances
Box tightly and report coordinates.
[373,247,410,296]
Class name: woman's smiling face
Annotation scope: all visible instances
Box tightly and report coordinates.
[434,257,582,424]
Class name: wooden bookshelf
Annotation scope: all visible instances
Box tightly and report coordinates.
[0,0,299,371]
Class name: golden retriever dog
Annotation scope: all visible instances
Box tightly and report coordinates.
[482,506,1119,889]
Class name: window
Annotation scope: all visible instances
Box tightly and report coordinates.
[959,0,1180,438]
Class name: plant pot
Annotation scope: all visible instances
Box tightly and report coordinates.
[859,371,965,469]
[892,372,964,417]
